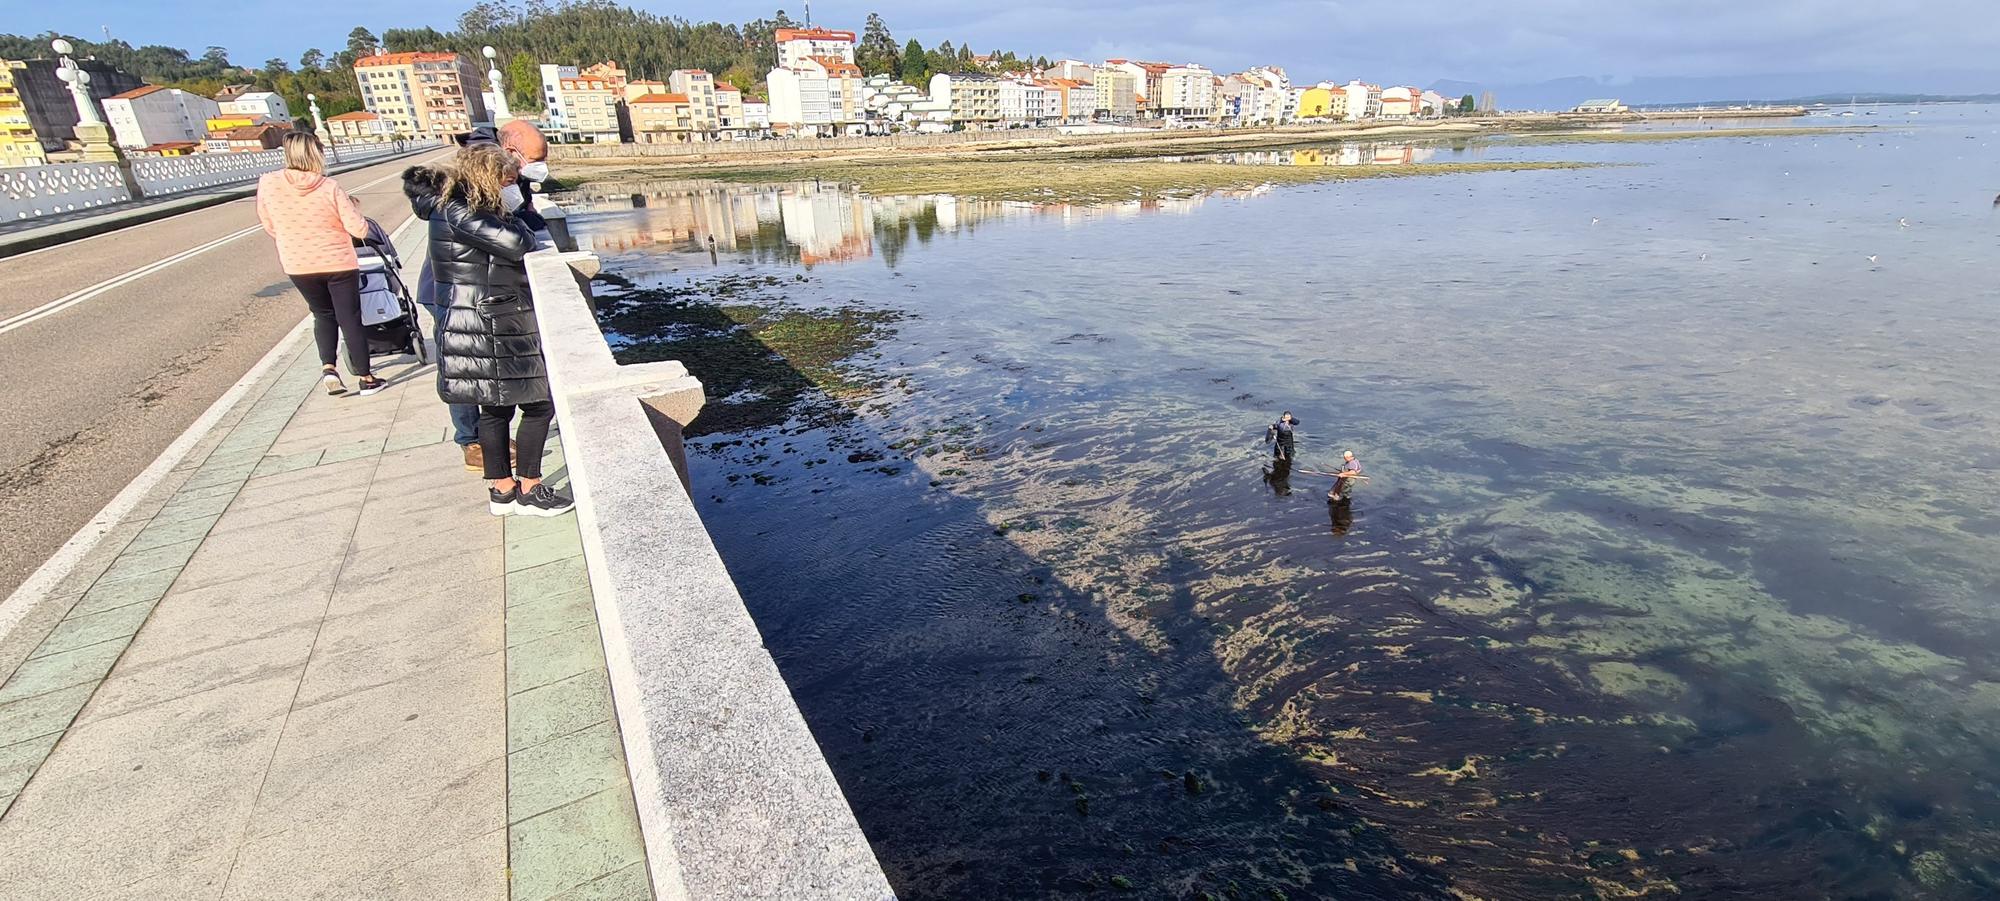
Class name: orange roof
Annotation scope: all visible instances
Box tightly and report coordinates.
[225,124,280,139]
[628,80,665,89]
[679,69,709,75]
[139,141,200,151]
[108,85,165,100]
[355,51,459,67]
[328,111,380,121]
[715,82,739,92]
[630,93,691,105]
[775,28,855,43]
[808,56,861,75]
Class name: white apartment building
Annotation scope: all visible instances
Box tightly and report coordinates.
[1379,86,1420,118]
[860,75,952,133]
[1341,80,1382,121]
[554,71,622,142]
[775,28,858,68]
[768,55,863,136]
[669,70,719,137]
[742,101,771,130]
[1223,66,1292,125]
[997,78,1053,126]
[1104,60,1169,117]
[930,73,1003,129]
[214,85,291,123]
[537,64,578,134]
[1158,65,1216,121]
[714,81,749,137]
[103,85,220,149]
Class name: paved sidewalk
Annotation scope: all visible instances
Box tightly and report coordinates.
[0,306,648,895]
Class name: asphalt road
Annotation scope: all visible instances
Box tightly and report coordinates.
[0,150,450,600]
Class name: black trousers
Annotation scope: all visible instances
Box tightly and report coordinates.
[291,270,371,377]
[480,401,554,481]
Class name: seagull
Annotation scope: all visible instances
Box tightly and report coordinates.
[1867,255,1879,263]
[1898,218,1910,228]
[1590,217,1600,225]
[1699,253,1709,260]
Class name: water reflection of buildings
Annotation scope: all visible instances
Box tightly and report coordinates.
[1172,141,1485,168]
[561,181,1220,269]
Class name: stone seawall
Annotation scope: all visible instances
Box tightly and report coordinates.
[523,239,895,900]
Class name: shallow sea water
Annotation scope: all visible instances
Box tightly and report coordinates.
[561,106,2000,899]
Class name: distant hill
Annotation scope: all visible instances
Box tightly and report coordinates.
[1428,72,2000,111]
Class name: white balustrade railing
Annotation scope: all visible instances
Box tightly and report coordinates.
[0,161,132,222]
[0,138,439,226]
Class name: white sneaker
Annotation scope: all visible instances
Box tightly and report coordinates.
[322,372,347,396]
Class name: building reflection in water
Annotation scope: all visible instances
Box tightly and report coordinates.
[1162,139,1496,169]
[556,179,1229,270]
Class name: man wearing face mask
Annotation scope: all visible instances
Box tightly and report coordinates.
[408,120,553,471]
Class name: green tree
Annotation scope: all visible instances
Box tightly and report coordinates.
[858,12,898,76]
[929,40,955,75]
[263,57,290,74]
[900,38,926,85]
[505,52,539,111]
[346,27,377,57]
[1458,94,1476,115]
[202,46,230,67]
[299,48,325,71]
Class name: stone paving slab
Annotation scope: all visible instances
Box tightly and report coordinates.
[0,255,647,897]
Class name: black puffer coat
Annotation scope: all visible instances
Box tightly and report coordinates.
[403,165,546,406]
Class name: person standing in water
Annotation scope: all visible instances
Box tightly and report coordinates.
[1329,450,1363,503]
[1265,412,1301,461]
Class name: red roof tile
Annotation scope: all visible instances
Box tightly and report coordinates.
[108,85,165,100]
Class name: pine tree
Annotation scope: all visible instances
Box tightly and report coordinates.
[900,38,927,85]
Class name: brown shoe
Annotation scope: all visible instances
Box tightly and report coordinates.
[463,444,483,473]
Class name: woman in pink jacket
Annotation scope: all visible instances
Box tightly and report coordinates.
[256,132,383,396]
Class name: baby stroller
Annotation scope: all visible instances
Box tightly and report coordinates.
[355,219,426,362]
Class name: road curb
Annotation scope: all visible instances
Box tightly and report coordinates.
[0,145,436,260]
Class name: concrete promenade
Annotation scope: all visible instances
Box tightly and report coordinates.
[0,286,648,894]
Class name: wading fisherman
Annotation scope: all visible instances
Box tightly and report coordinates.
[1265,412,1302,461]
[1328,450,1363,503]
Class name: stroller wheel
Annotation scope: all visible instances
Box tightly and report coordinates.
[413,334,428,363]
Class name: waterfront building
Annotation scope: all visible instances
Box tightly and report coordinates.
[326,110,392,143]
[102,85,220,149]
[930,72,1003,130]
[1420,89,1448,117]
[537,64,578,136]
[1341,80,1381,121]
[628,92,695,143]
[1104,60,1169,118]
[217,122,284,152]
[353,51,488,139]
[742,100,771,131]
[1050,59,1095,82]
[1294,85,1349,121]
[776,28,858,69]
[1379,86,1420,118]
[860,75,952,132]
[996,78,1043,126]
[1574,98,1628,113]
[769,55,864,137]
[214,85,291,123]
[1159,65,1216,121]
[1221,68,1291,126]
[9,57,143,153]
[0,60,46,166]
[713,82,749,138]
[1036,79,1093,124]
[1092,67,1137,120]
[668,70,720,139]
[550,70,621,142]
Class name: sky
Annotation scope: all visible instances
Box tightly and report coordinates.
[15,0,2000,100]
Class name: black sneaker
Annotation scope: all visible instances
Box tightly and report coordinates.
[356,376,388,397]
[488,483,520,517]
[513,483,574,517]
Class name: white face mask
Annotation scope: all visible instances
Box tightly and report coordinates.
[500,184,525,211]
[518,160,550,183]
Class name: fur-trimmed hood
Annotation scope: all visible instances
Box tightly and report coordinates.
[402,165,449,221]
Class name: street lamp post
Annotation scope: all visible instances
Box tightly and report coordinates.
[52,38,121,165]
[307,92,336,162]
[483,46,511,122]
